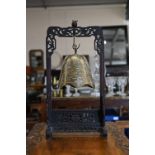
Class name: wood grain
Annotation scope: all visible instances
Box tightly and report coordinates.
[29,137,126,155]
[27,122,129,155]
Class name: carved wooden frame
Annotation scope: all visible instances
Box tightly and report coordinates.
[46,26,106,138]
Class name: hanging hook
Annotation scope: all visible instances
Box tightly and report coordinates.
[72,20,80,54]
[72,37,80,54]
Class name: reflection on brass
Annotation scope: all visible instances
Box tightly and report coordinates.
[59,89,63,97]
[59,54,94,88]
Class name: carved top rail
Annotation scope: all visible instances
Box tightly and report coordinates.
[46,26,104,55]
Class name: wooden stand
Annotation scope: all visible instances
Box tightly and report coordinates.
[46,26,106,138]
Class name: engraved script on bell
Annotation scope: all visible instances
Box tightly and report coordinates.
[59,54,94,88]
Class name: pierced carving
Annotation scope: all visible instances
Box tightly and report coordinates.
[47,34,56,55]
[47,26,104,55]
[50,109,101,132]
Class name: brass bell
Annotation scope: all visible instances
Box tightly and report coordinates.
[59,54,94,88]
[59,37,94,89]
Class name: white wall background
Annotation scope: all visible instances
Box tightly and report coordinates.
[26,4,128,71]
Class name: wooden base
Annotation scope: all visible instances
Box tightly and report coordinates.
[28,137,127,155]
[27,122,128,155]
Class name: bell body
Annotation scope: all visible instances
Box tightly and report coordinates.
[59,54,94,88]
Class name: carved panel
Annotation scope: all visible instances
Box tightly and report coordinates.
[50,109,101,132]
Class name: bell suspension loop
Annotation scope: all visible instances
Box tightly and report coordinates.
[72,36,80,54]
[72,20,80,54]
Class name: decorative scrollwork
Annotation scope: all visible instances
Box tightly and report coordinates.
[50,109,101,132]
[46,34,56,55]
[94,34,104,55]
[47,26,104,55]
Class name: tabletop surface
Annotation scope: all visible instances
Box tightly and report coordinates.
[27,121,129,155]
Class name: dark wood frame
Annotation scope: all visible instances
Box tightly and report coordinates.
[46,26,106,139]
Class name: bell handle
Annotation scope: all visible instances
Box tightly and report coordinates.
[73,43,80,54]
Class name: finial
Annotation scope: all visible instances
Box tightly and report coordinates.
[72,20,78,27]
